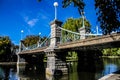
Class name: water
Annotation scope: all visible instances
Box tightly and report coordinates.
[0,58,120,80]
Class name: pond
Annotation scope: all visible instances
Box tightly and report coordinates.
[0,58,120,80]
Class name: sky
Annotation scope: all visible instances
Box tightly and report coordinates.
[0,0,99,45]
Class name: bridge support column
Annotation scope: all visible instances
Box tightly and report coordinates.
[45,20,68,75]
[45,51,68,76]
[46,52,55,75]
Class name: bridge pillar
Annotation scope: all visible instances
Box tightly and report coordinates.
[45,51,68,76]
[49,20,63,48]
[79,27,90,39]
[45,20,68,75]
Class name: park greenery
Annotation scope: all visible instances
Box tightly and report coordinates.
[0,36,17,62]
[22,35,49,47]
[62,17,91,32]
[23,35,39,47]
[62,17,91,42]
[102,48,120,56]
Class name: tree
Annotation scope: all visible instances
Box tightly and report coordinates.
[95,0,120,34]
[63,18,91,31]
[62,0,85,15]
[23,35,50,47]
[0,36,13,61]
[102,48,120,56]
[61,18,91,42]
[23,35,39,47]
[62,18,90,35]
[117,48,120,56]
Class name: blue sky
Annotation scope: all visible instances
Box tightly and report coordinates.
[0,0,98,45]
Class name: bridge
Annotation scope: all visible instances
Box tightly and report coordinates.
[17,19,120,76]
[19,32,120,54]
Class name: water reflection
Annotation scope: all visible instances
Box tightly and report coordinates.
[0,58,120,80]
[0,65,17,80]
[18,64,45,80]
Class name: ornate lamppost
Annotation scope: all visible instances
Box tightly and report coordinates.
[54,2,58,20]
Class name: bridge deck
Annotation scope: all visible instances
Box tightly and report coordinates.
[18,33,120,54]
[59,33,120,50]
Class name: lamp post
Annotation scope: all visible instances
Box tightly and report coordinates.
[54,2,58,20]
[81,12,85,28]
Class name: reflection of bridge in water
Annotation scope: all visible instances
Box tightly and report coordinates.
[17,19,120,76]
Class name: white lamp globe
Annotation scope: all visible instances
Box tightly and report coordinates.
[54,2,58,7]
[21,30,24,33]
[39,32,41,35]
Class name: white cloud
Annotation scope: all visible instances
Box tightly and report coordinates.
[23,16,39,27]
[27,19,38,27]
[22,9,51,28]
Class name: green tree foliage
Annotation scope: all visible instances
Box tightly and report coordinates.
[0,36,13,61]
[66,51,78,61]
[23,35,49,47]
[63,18,91,32]
[95,0,120,34]
[23,35,39,47]
[102,48,120,56]
[62,18,91,42]
[62,0,85,15]
[117,49,120,55]
[0,36,11,54]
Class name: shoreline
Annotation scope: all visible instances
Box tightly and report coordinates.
[0,62,26,65]
[102,56,120,58]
